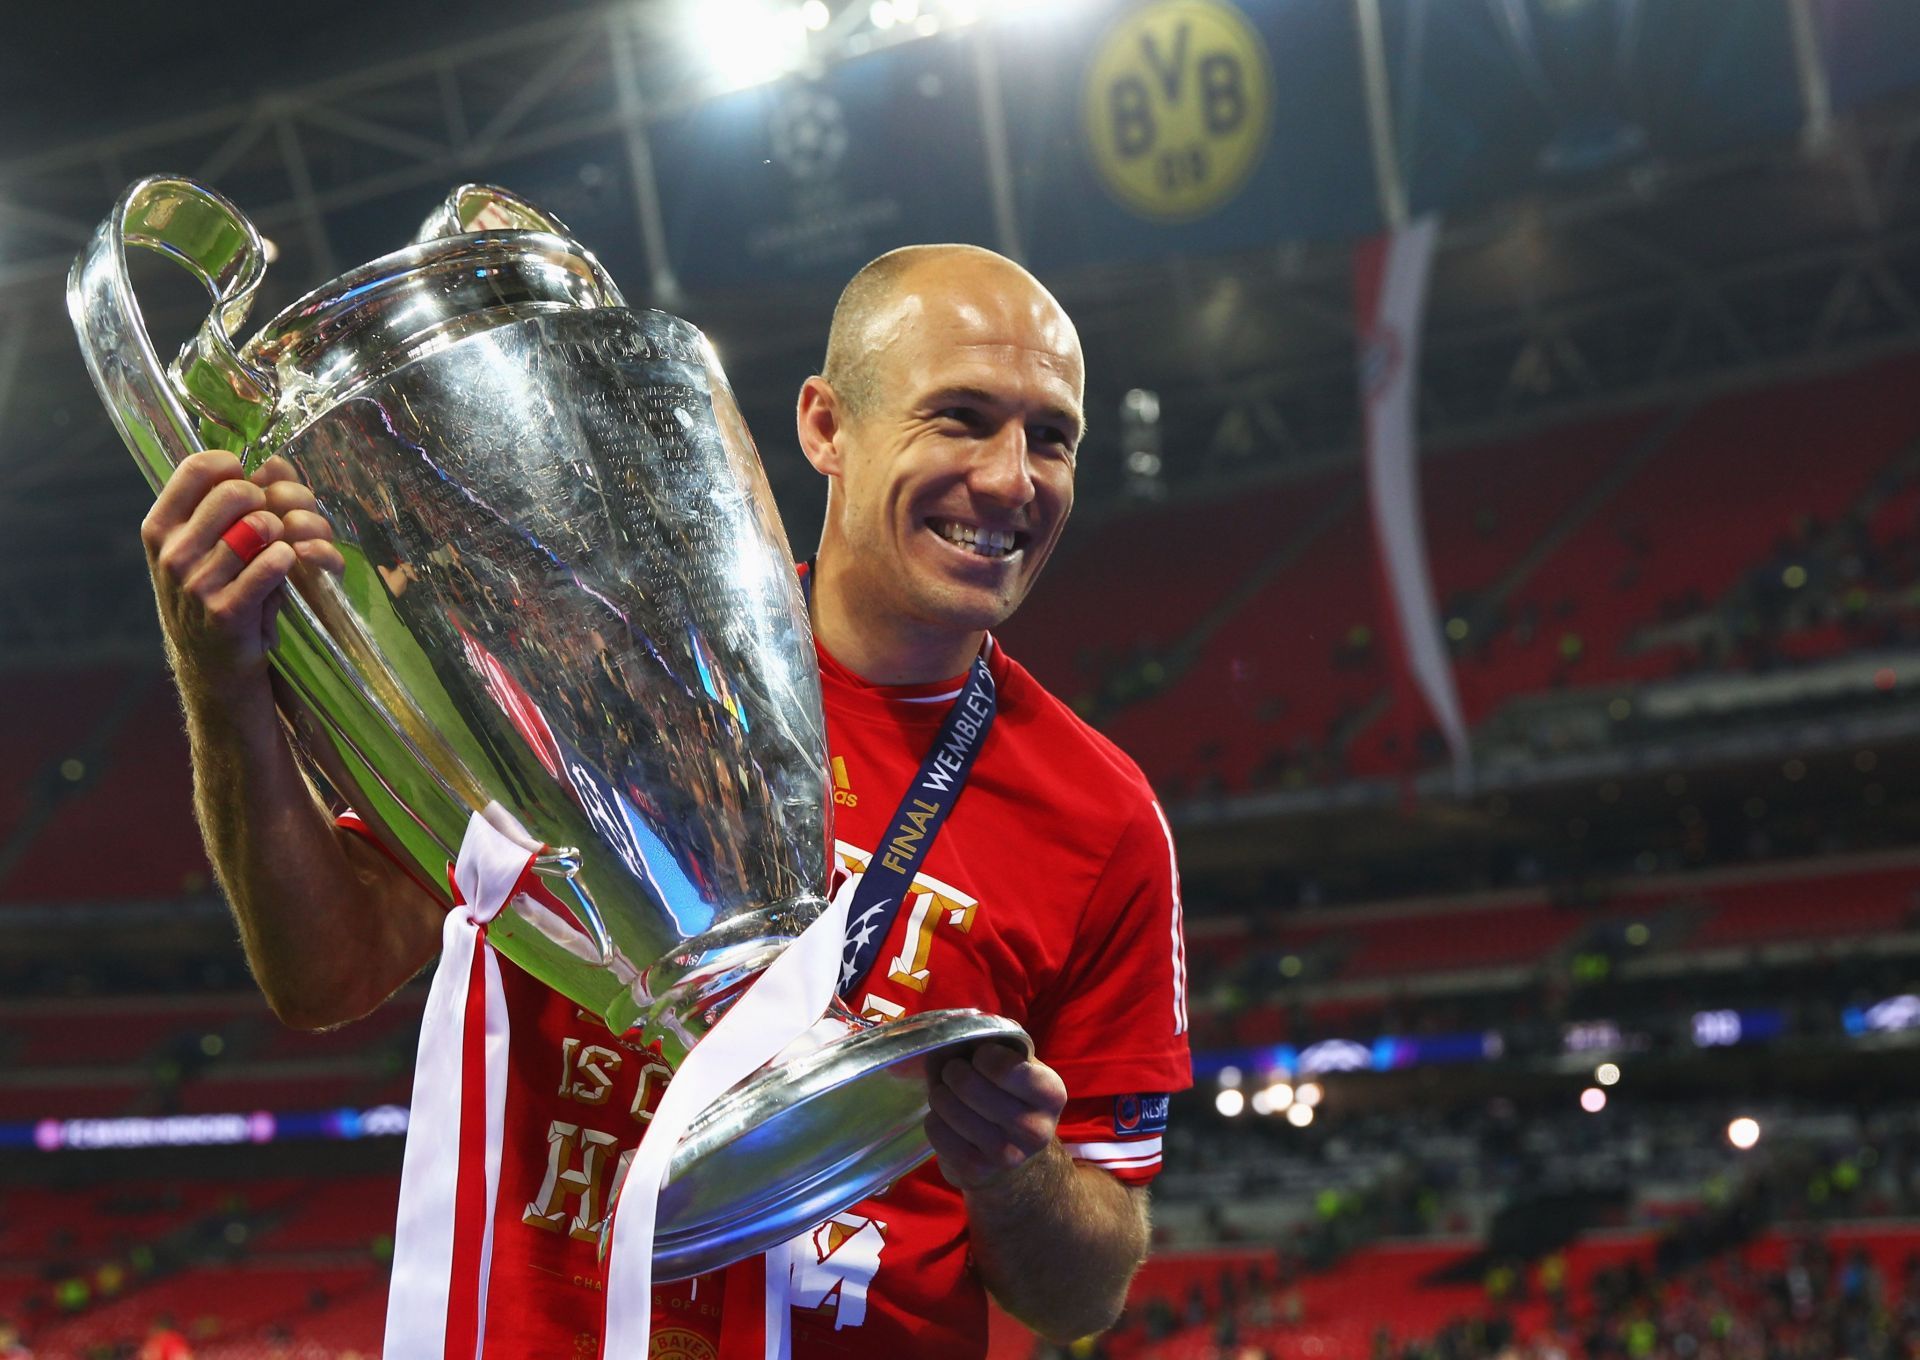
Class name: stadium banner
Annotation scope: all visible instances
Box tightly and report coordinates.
[992,0,1381,270]
[1354,215,1470,789]
[648,35,998,291]
[1379,0,1802,214]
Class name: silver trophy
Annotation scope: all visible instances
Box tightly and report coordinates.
[69,176,1026,1278]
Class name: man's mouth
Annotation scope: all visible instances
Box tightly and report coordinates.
[927,518,1026,561]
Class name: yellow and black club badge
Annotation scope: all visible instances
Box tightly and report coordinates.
[1082,0,1274,222]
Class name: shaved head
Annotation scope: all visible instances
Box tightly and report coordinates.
[822,244,1072,418]
[795,241,1084,681]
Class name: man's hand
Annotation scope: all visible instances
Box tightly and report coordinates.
[927,1045,1149,1342]
[139,450,438,1030]
[141,450,344,700]
[926,1042,1068,1190]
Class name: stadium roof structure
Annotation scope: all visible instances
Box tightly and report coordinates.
[5,0,1920,669]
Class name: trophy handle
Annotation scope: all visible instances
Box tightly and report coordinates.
[67,175,279,488]
[414,183,576,243]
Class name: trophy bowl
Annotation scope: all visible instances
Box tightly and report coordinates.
[69,176,1027,1279]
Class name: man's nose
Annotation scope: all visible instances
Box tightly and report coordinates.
[970,425,1036,507]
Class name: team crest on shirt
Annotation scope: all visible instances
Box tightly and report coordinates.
[1114,1093,1170,1136]
[647,1328,717,1360]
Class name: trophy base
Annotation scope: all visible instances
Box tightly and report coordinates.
[649,1007,1030,1280]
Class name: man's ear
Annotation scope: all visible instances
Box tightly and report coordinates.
[796,375,845,477]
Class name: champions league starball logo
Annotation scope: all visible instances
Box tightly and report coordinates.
[770,87,850,184]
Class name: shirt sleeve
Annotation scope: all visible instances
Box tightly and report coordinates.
[1028,792,1191,1102]
[1057,1094,1170,1185]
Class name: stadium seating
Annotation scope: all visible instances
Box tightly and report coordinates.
[0,677,207,903]
[1019,1224,1920,1360]
[1001,352,1920,795]
[6,355,1920,885]
[0,668,131,836]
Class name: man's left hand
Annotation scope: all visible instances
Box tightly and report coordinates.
[926,1043,1068,1191]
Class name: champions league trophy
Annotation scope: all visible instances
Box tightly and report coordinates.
[69,176,1026,1278]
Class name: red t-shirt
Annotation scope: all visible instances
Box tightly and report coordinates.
[352,633,1190,1359]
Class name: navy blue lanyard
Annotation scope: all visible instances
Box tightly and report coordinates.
[802,563,998,994]
[838,652,996,994]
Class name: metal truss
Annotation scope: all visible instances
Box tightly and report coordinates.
[7,4,1920,663]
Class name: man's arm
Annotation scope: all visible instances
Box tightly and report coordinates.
[144,450,443,1029]
[927,1044,1150,1342]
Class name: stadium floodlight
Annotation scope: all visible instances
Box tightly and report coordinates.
[1579,1087,1607,1114]
[1215,1088,1245,1118]
[870,0,897,29]
[801,0,831,28]
[1595,1062,1621,1087]
[1285,1103,1314,1128]
[1728,1116,1762,1150]
[693,0,810,90]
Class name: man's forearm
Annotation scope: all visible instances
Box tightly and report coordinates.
[964,1141,1149,1342]
[185,684,437,1028]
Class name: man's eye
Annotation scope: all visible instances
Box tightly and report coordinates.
[1030,425,1074,452]
[936,408,982,430]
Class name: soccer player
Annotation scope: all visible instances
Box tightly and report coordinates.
[139,242,1189,1357]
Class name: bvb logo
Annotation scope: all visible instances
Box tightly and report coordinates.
[1082,0,1272,222]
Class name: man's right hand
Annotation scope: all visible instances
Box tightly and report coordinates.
[141,451,345,699]
[140,451,440,1029]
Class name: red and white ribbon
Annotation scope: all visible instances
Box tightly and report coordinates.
[600,877,854,1360]
[383,808,539,1360]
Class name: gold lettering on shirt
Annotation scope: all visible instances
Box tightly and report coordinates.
[564,1043,622,1106]
[833,839,980,998]
[628,1056,674,1123]
[886,890,977,993]
[523,1119,621,1243]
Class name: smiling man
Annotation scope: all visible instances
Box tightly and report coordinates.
[137,241,1188,1358]
[779,243,1191,1355]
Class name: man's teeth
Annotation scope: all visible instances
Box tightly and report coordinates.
[932,521,1019,558]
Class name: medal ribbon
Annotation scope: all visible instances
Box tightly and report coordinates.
[836,651,997,995]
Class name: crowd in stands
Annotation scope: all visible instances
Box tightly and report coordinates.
[1037,1103,1920,1360]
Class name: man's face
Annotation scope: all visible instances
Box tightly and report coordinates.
[825,262,1084,641]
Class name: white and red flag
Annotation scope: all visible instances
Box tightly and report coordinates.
[1353,216,1471,792]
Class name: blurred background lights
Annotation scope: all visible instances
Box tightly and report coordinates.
[1580,1087,1607,1113]
[1728,1117,1762,1150]
[1595,1062,1621,1086]
[1295,1081,1323,1108]
[1214,1088,1245,1118]
[1217,1065,1242,1090]
[692,0,810,89]
[1285,1103,1315,1128]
